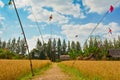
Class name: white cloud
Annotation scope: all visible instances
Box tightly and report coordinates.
[14,0,85,24]
[14,0,30,8]
[0,0,4,7]
[61,22,120,45]
[0,15,5,21]
[0,15,5,36]
[0,31,3,35]
[7,0,120,23]
[29,0,81,18]
[28,34,63,51]
[83,0,119,14]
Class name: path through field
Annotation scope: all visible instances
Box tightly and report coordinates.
[32,63,71,80]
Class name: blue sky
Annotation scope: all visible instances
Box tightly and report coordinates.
[0,0,120,50]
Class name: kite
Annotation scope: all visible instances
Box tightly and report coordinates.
[108,28,112,34]
[85,5,115,44]
[109,5,114,12]
[8,0,12,5]
[75,35,78,37]
[4,0,12,6]
[49,14,53,21]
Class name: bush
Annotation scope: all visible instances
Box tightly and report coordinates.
[0,49,26,59]
[68,49,78,60]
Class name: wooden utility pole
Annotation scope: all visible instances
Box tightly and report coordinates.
[10,0,34,76]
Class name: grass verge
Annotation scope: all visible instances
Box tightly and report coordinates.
[17,63,52,80]
[58,63,101,80]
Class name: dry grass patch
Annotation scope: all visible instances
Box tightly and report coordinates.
[0,59,51,80]
[61,61,120,80]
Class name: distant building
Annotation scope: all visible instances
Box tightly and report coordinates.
[60,55,70,61]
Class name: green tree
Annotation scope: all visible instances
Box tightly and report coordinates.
[76,41,81,52]
[117,36,120,48]
[2,41,6,49]
[94,37,98,48]
[61,39,67,55]
[6,39,11,51]
[36,39,42,50]
[11,38,16,52]
[20,39,26,54]
[109,40,113,48]
[52,38,56,51]
[83,41,89,56]
[113,38,117,48]
[0,39,2,48]
[16,37,21,54]
[47,39,52,60]
[67,41,71,52]
[30,48,39,59]
[39,50,46,59]
[76,41,82,56]
[36,39,47,59]
[92,37,101,59]
[102,39,109,56]
[57,38,61,58]
[88,37,94,54]
[71,41,76,49]
[89,37,94,48]
[68,49,77,60]
[114,36,120,48]
[51,38,56,61]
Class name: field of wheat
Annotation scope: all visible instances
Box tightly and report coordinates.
[61,61,120,80]
[0,59,51,80]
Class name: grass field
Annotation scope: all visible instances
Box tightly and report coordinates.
[61,60,120,80]
[0,59,51,80]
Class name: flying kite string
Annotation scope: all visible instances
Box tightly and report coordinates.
[72,0,120,66]
[49,14,53,40]
[84,0,120,44]
[28,1,44,44]
[85,11,109,44]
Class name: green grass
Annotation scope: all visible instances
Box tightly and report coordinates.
[17,63,52,80]
[58,63,101,80]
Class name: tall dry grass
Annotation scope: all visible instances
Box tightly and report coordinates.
[61,61,120,80]
[0,59,51,80]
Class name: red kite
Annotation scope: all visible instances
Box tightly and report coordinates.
[109,28,112,34]
[75,35,78,37]
[109,5,114,12]
[49,14,52,21]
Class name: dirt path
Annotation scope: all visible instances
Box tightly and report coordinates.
[32,63,71,80]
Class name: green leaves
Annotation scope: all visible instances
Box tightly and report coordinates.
[68,49,78,60]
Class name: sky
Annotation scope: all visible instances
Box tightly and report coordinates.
[0,0,120,50]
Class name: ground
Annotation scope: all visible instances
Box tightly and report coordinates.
[32,63,71,80]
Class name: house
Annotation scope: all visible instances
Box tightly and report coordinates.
[60,55,70,61]
[108,49,120,58]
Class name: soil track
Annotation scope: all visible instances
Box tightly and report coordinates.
[32,63,71,80]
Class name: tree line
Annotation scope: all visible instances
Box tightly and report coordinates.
[0,37,27,59]
[0,36,120,60]
[31,35,120,61]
